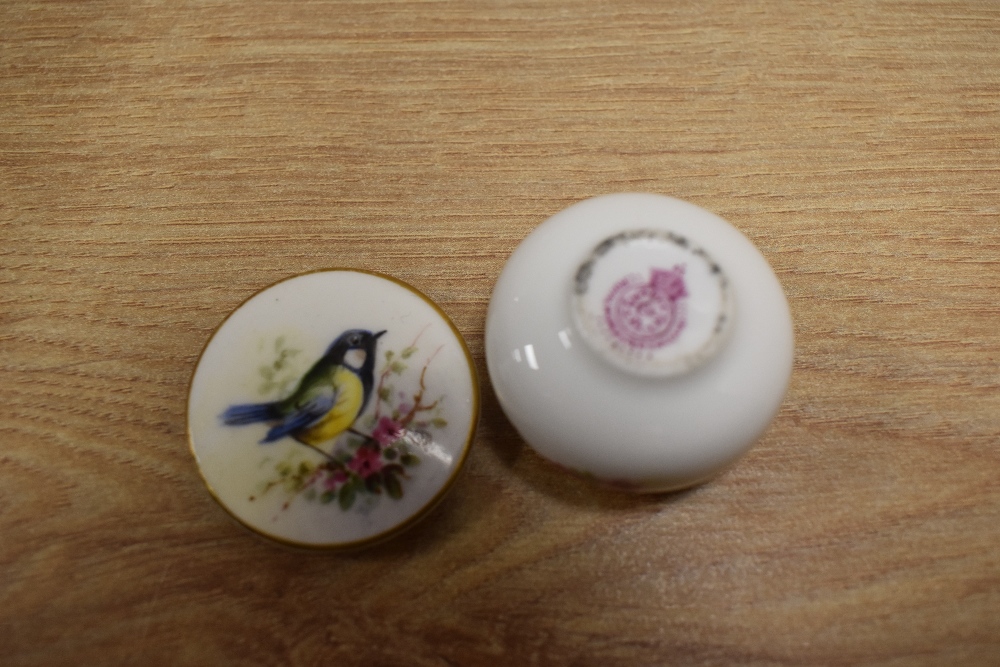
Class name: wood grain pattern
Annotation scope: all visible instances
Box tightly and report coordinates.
[2,0,999,664]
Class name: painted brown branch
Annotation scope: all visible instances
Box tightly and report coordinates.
[373,325,430,421]
[398,345,443,428]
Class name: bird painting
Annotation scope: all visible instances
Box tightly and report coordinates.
[221,328,386,460]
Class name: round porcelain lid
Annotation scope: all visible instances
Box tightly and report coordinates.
[485,194,793,493]
[188,269,479,548]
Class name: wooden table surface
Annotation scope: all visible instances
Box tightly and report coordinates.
[3,1,999,665]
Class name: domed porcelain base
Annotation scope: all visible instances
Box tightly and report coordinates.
[188,269,479,548]
[486,194,793,493]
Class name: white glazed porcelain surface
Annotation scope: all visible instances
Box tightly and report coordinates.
[486,194,793,492]
[188,270,478,548]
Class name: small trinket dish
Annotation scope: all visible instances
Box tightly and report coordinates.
[486,194,793,492]
[188,269,479,548]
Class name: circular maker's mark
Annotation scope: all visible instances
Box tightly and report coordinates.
[572,229,733,377]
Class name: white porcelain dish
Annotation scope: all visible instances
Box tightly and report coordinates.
[485,194,793,492]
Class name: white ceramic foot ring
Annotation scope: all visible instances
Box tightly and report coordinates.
[572,228,733,377]
[486,194,793,492]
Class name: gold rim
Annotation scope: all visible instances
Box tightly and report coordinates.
[186,268,481,551]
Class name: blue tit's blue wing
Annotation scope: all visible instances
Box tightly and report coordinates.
[260,390,336,443]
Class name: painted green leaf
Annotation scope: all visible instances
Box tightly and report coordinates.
[400,454,420,467]
[378,387,391,403]
[390,360,407,375]
[384,471,402,499]
[401,346,417,359]
[431,418,448,428]
[338,481,357,510]
[320,490,336,504]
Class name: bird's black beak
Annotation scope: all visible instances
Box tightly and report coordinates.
[374,330,387,339]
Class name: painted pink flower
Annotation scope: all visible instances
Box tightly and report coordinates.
[372,416,404,447]
[348,447,383,476]
[323,469,348,489]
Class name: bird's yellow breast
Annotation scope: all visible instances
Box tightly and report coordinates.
[298,366,364,447]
